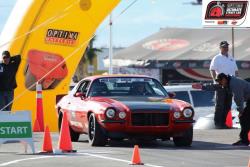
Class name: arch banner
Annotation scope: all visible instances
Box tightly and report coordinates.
[0,0,120,131]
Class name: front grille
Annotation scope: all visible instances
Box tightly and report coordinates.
[131,113,169,126]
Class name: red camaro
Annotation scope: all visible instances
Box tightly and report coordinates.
[56,75,195,146]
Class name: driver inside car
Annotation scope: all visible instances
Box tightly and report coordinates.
[130,82,151,96]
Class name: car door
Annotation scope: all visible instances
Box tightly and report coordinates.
[71,80,91,132]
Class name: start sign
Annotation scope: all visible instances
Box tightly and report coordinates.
[0,111,35,153]
[0,122,32,138]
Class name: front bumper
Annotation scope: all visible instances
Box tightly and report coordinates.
[99,118,195,138]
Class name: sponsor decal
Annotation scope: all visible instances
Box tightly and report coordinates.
[142,39,189,51]
[205,1,248,20]
[45,29,79,46]
[25,49,68,91]
[217,20,228,24]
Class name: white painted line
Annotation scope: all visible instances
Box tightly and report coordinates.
[78,152,165,167]
[0,152,164,167]
[0,156,64,166]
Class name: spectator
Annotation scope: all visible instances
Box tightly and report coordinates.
[209,41,238,129]
[193,73,250,146]
[0,51,21,111]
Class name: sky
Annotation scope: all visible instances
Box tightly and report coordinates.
[95,0,202,47]
[0,0,202,48]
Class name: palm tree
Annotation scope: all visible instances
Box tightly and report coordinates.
[74,36,101,80]
[86,36,102,65]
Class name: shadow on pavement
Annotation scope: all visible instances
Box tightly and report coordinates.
[91,139,250,150]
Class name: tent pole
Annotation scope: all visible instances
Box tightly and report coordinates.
[232,27,235,58]
[109,13,113,74]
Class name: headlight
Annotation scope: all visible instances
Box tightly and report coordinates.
[183,108,193,118]
[174,111,181,119]
[106,108,116,119]
[118,111,126,119]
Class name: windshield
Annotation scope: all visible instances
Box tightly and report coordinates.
[88,77,168,97]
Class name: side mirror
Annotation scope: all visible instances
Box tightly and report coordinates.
[74,92,86,99]
[168,92,176,98]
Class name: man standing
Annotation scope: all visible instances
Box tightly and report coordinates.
[193,73,250,146]
[0,51,21,111]
[209,41,238,128]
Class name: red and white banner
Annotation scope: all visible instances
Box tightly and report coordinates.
[202,0,250,27]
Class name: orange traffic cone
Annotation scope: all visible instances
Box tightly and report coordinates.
[130,145,144,165]
[58,113,74,152]
[225,110,233,128]
[33,118,41,132]
[41,125,53,153]
[36,82,44,131]
[248,131,250,142]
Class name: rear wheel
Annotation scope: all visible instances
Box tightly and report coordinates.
[58,111,80,142]
[58,111,63,132]
[173,127,193,147]
[88,113,107,146]
[69,126,80,142]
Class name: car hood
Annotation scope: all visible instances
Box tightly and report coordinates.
[110,96,173,112]
[91,96,191,112]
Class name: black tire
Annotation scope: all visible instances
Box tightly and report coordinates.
[58,111,63,132]
[173,127,193,147]
[88,113,107,146]
[69,126,80,142]
[58,111,80,142]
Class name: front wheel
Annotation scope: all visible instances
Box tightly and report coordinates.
[173,127,193,147]
[88,113,107,146]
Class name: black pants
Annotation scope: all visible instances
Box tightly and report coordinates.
[0,90,14,111]
[239,100,250,143]
[214,89,232,127]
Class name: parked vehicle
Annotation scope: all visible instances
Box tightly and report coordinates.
[164,84,215,108]
[56,75,195,146]
[164,84,240,129]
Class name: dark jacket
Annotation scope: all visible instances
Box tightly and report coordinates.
[202,76,250,113]
[229,76,250,113]
[0,55,21,91]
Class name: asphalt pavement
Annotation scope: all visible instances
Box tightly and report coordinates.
[0,129,249,167]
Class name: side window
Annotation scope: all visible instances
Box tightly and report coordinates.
[76,80,90,93]
[175,91,191,103]
[191,90,215,107]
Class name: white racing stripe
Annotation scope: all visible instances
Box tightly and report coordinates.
[79,152,165,167]
[0,156,64,166]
